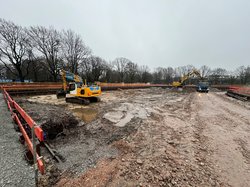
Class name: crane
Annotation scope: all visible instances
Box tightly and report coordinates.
[57,70,101,105]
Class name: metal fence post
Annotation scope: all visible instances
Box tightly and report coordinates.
[32,125,38,186]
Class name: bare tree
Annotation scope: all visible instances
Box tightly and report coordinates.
[113,57,130,82]
[79,57,91,81]
[100,62,114,82]
[210,68,227,84]
[174,66,186,78]
[0,19,31,82]
[90,56,107,81]
[125,61,138,83]
[139,65,152,83]
[25,50,45,82]
[153,67,163,83]
[0,64,6,79]
[199,65,211,78]
[235,66,246,84]
[61,30,91,74]
[162,67,174,83]
[79,56,107,82]
[245,66,250,84]
[28,26,61,81]
[175,65,196,77]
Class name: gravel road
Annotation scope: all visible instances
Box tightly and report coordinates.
[0,93,34,187]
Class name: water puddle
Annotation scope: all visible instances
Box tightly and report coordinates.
[71,108,98,123]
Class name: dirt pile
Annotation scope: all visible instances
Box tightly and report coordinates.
[56,158,119,187]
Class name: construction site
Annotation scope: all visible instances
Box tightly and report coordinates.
[1,2,250,186]
[1,80,250,187]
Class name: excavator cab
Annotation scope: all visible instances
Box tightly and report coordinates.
[68,83,78,94]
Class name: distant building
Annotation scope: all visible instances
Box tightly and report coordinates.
[0,79,12,83]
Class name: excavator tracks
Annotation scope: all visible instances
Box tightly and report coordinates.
[65,97,100,105]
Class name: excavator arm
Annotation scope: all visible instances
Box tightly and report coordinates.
[60,70,83,92]
[57,70,83,98]
[61,71,67,92]
[172,69,201,87]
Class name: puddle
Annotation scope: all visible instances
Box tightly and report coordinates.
[71,108,98,123]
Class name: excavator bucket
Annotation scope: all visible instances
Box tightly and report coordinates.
[56,90,66,98]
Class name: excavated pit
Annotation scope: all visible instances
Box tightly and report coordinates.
[14,98,79,140]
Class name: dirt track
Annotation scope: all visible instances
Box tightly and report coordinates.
[15,89,250,186]
[192,93,250,186]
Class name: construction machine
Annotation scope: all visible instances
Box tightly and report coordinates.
[172,69,202,87]
[57,70,101,105]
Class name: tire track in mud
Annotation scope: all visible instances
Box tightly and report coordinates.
[187,93,223,186]
[234,139,250,166]
[221,106,250,126]
[212,94,250,125]
[154,92,222,186]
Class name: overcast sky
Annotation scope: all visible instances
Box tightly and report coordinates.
[1,0,250,70]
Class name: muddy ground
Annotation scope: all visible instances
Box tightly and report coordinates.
[15,88,250,187]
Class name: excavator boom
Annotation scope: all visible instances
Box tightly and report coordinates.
[172,69,202,87]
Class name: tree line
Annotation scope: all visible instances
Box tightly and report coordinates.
[0,18,250,85]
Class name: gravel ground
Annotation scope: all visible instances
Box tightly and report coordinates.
[0,93,34,187]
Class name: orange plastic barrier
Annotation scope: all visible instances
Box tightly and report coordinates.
[228,86,250,95]
[2,89,45,174]
[0,82,170,92]
[0,83,61,91]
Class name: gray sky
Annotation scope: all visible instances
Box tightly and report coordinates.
[1,0,250,70]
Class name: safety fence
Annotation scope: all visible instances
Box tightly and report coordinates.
[228,86,250,95]
[227,86,250,101]
[0,83,61,90]
[0,82,171,94]
[97,82,171,90]
[0,82,167,90]
[2,89,45,174]
[0,82,241,94]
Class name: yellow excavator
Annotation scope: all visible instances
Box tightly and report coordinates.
[57,70,101,105]
[172,69,202,87]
